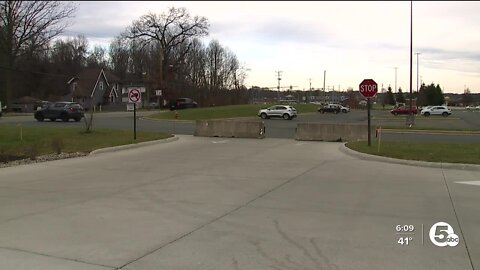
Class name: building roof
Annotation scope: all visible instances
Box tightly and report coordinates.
[68,68,120,98]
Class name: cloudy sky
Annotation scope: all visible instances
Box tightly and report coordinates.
[61,1,480,94]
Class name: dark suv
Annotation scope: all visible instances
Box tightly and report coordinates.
[169,98,198,110]
[34,102,85,122]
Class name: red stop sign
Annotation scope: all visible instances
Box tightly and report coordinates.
[359,79,378,98]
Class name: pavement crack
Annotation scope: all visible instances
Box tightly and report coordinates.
[440,165,475,270]
[0,246,116,269]
[118,160,328,269]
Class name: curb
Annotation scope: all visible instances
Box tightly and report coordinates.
[89,136,179,156]
[339,143,480,171]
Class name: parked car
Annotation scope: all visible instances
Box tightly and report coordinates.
[169,98,198,110]
[420,105,451,117]
[34,101,84,122]
[318,104,341,114]
[34,101,51,111]
[466,105,475,111]
[258,105,297,120]
[339,104,350,113]
[390,106,418,116]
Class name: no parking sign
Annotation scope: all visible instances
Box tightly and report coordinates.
[128,88,142,103]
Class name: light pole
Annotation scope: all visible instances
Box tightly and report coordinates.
[407,0,414,126]
[323,70,326,103]
[309,78,312,102]
[394,67,398,93]
[415,52,421,93]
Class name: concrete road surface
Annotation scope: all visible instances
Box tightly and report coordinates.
[0,136,479,270]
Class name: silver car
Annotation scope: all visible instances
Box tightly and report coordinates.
[258,105,297,120]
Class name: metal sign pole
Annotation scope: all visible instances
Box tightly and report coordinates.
[367,98,371,146]
[134,102,137,140]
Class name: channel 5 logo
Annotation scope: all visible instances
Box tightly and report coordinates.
[429,222,460,247]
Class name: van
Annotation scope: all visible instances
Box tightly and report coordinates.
[169,98,198,110]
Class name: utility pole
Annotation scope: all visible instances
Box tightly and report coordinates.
[309,78,312,102]
[159,47,164,108]
[409,0,413,112]
[415,52,421,93]
[323,70,326,103]
[407,0,414,127]
[332,85,335,103]
[275,70,283,101]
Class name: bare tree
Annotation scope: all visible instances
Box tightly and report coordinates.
[50,35,88,75]
[206,39,224,90]
[0,0,77,104]
[86,45,107,68]
[185,38,207,88]
[109,36,130,80]
[124,7,209,93]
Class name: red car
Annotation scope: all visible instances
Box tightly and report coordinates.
[390,106,418,115]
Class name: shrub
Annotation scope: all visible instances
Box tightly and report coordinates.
[51,138,64,154]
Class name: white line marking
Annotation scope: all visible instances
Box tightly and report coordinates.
[212,140,229,144]
[456,181,480,186]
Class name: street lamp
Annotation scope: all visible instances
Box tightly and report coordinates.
[394,67,398,93]
[415,52,421,93]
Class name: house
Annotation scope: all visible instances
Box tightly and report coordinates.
[66,68,120,109]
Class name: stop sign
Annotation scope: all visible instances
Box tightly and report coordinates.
[359,79,378,98]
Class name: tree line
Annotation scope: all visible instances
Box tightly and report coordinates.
[382,83,445,107]
[1,2,250,107]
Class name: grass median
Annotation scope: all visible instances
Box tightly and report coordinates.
[148,103,319,120]
[0,125,172,161]
[346,141,480,164]
[376,126,480,132]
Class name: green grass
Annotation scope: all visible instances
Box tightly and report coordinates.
[0,125,172,158]
[377,126,480,132]
[148,103,319,120]
[346,141,480,164]
[373,115,461,120]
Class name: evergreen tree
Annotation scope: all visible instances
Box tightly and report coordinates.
[433,84,445,105]
[417,83,445,106]
[396,87,406,104]
[385,86,395,105]
[417,83,427,106]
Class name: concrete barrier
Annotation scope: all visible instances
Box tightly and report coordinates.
[194,120,265,139]
[295,123,374,142]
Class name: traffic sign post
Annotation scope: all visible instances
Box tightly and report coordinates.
[134,103,136,140]
[128,89,142,140]
[359,79,378,146]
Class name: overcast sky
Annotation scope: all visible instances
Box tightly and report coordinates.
[60,1,480,94]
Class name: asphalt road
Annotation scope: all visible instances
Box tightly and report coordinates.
[1,109,479,142]
[0,136,478,270]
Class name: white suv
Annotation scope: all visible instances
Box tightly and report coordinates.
[420,105,452,117]
[339,104,350,113]
[258,105,297,120]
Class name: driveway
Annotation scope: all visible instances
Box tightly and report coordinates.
[0,136,478,270]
